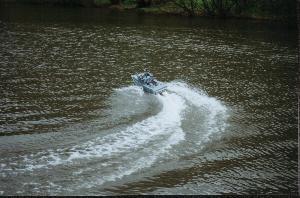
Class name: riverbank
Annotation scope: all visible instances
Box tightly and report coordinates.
[0,0,296,23]
[132,2,293,21]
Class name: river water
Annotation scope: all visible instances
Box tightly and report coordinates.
[0,4,298,195]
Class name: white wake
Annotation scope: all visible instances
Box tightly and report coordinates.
[1,81,229,191]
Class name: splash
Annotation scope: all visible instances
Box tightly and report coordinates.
[167,81,228,144]
[1,81,229,191]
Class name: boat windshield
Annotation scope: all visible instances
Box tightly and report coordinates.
[144,74,154,84]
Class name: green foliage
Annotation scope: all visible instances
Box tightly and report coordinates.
[172,0,202,16]
[172,0,296,19]
[201,0,238,16]
[94,0,111,6]
[122,0,136,5]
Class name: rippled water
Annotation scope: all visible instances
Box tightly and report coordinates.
[0,4,298,195]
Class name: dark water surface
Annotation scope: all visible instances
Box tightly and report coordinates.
[0,4,298,195]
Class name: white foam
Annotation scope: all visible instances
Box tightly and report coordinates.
[21,86,186,173]
[89,93,186,186]
[85,131,185,188]
[167,81,228,144]
[67,91,185,160]
[70,91,187,189]
[5,82,228,190]
[115,85,144,96]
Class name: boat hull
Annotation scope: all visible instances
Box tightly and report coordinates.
[131,73,167,95]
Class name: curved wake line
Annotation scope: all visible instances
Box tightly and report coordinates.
[68,91,186,161]
[167,81,228,144]
[1,81,229,191]
[16,86,186,172]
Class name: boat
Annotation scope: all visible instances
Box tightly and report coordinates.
[131,72,167,95]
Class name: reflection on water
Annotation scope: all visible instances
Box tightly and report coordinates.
[0,4,298,195]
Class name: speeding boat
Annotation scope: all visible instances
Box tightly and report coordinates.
[131,72,167,95]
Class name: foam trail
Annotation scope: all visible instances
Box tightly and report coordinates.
[68,91,185,162]
[78,82,228,188]
[96,131,183,186]
[2,82,229,192]
[167,81,228,143]
[74,91,187,188]
[115,85,144,96]
[19,86,186,173]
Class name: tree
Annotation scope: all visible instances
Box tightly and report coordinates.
[136,0,152,7]
[201,0,239,17]
[171,0,239,17]
[171,0,200,16]
[111,0,122,4]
